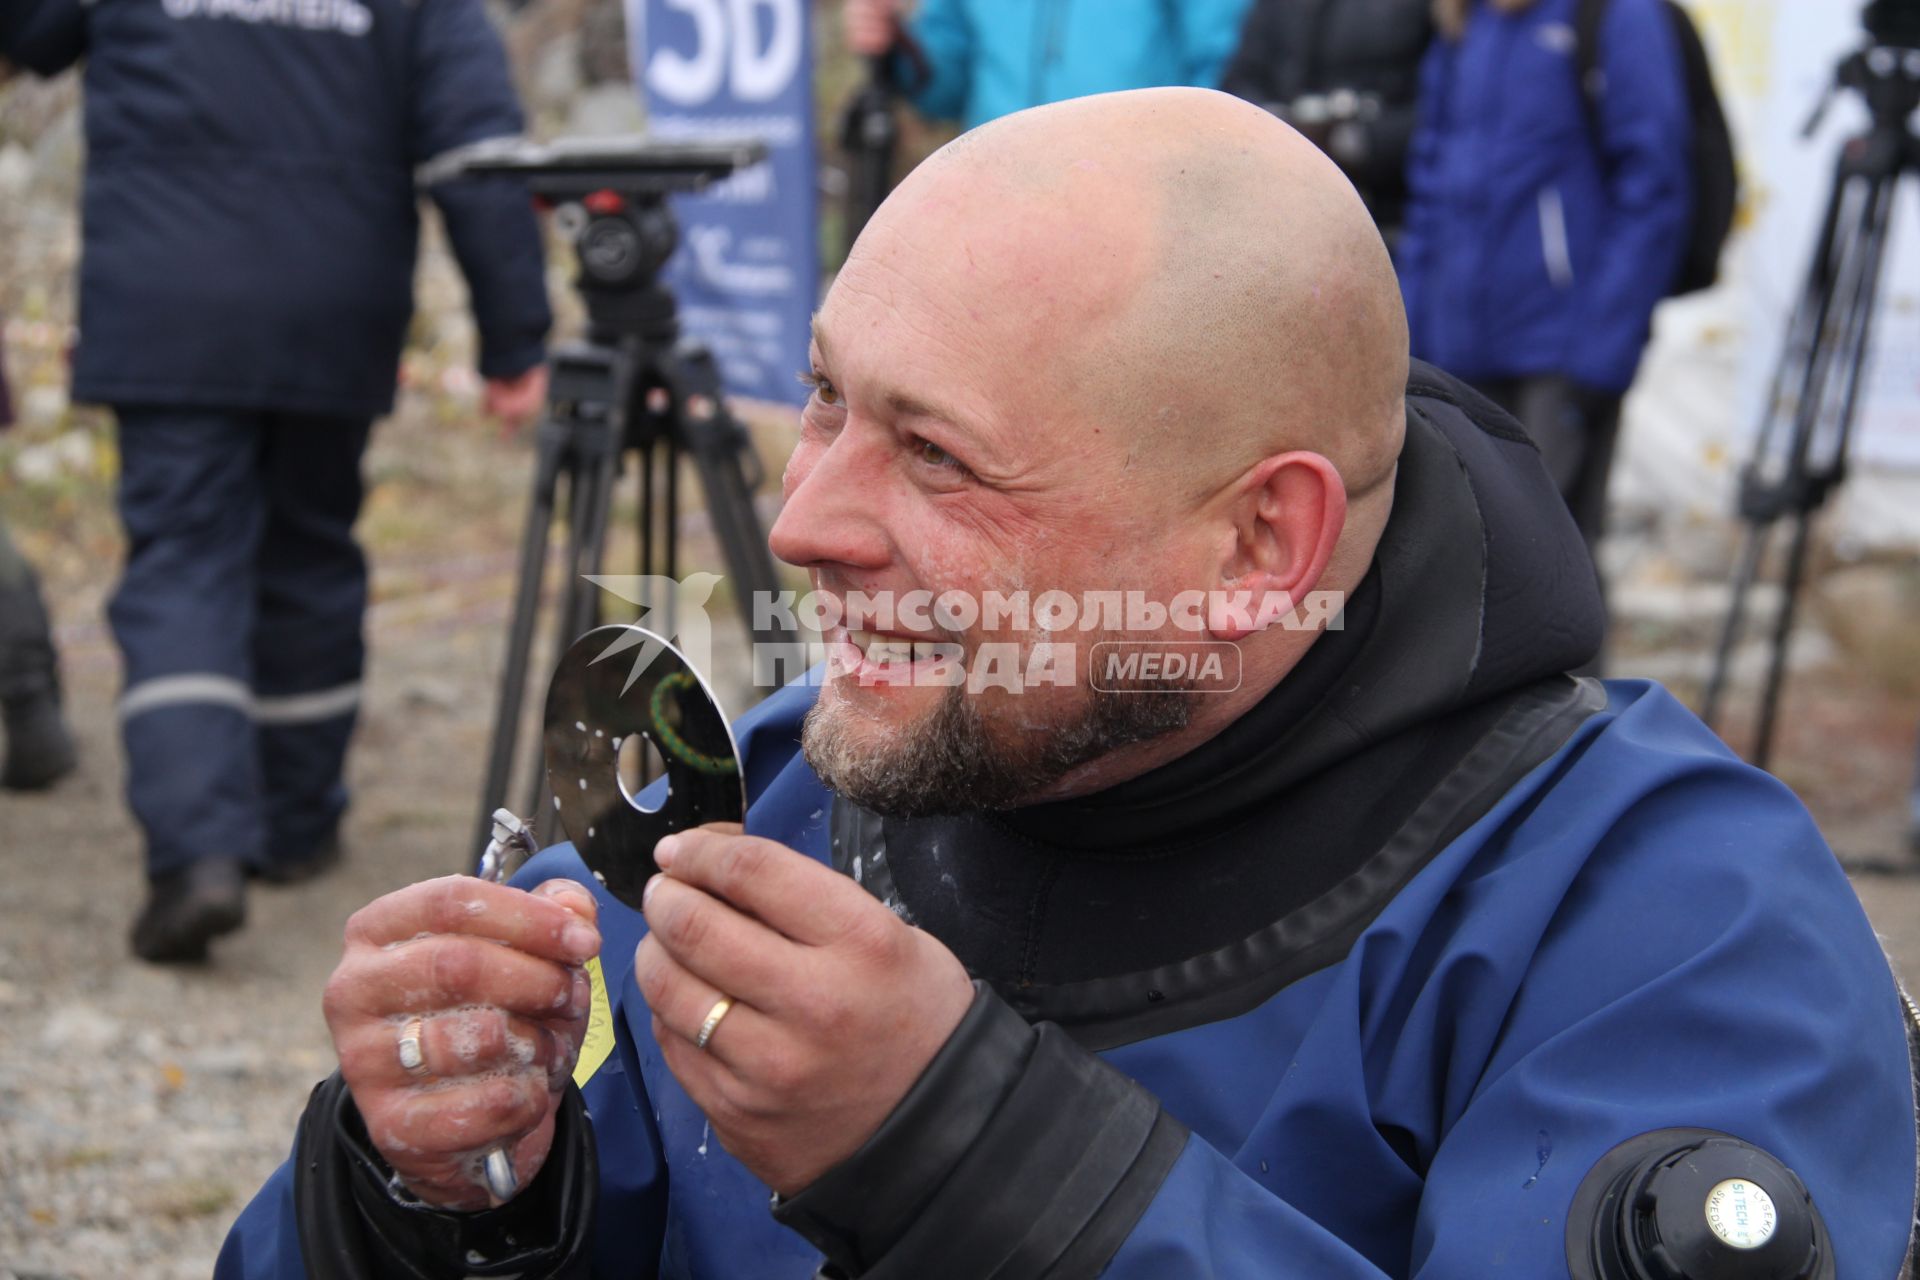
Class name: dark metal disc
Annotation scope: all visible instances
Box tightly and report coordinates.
[543,625,743,910]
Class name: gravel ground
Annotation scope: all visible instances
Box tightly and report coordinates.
[2,400,1918,1279]
[0,537,515,1278]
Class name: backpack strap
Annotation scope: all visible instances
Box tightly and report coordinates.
[1573,0,1610,131]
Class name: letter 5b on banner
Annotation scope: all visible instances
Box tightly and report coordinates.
[627,0,818,408]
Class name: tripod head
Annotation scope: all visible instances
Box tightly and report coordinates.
[421,136,768,345]
[1805,4,1920,142]
[1866,0,1920,50]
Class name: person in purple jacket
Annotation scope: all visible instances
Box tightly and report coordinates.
[1397,0,1691,580]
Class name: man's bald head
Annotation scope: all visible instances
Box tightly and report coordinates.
[861,87,1408,504]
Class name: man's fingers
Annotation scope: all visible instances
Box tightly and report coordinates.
[653,827,881,948]
[340,1007,573,1087]
[376,1112,560,1213]
[359,1072,552,1169]
[329,934,591,1022]
[634,934,766,1065]
[344,876,600,964]
[531,878,600,923]
[641,875,802,1007]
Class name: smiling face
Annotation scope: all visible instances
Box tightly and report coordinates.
[770,157,1212,813]
[768,89,1409,816]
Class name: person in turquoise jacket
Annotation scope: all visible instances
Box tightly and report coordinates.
[843,0,1252,128]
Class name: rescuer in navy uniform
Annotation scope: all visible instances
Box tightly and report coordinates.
[5,0,553,962]
[223,91,1916,1279]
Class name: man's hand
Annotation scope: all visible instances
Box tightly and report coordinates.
[323,876,601,1210]
[484,364,548,433]
[842,0,901,57]
[636,824,975,1196]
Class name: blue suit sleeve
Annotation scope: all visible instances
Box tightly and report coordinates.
[216,1159,306,1280]
[0,0,85,75]
[1098,721,1915,1277]
[1567,0,1689,392]
[897,0,972,123]
[514,845,672,1279]
[410,0,552,379]
[1174,0,1253,89]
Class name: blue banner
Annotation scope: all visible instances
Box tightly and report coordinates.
[627,0,818,408]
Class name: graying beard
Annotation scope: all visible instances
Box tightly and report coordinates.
[802,679,1193,818]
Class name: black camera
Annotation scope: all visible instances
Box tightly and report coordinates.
[420,134,767,339]
[423,134,764,198]
[1866,0,1920,49]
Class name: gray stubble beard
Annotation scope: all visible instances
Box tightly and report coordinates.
[801,675,1193,818]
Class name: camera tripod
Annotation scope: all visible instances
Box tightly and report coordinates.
[441,139,796,853]
[1701,38,1920,770]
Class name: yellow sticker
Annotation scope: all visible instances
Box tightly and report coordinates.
[573,954,615,1088]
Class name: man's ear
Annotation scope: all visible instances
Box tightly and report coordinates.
[1209,451,1347,641]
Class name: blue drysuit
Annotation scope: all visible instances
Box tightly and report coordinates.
[219,366,1916,1278]
[890,0,1252,129]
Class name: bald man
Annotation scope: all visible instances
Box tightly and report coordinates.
[221,91,1917,1280]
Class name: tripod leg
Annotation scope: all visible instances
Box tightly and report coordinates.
[473,418,569,860]
[1705,184,1851,721]
[474,342,637,857]
[528,421,624,835]
[662,347,794,652]
[639,435,655,598]
[565,423,623,639]
[1754,507,1816,771]
[1701,523,1769,727]
[665,431,681,637]
[1753,165,1901,767]
[1705,143,1890,751]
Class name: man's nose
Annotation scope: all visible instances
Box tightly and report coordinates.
[768,431,891,572]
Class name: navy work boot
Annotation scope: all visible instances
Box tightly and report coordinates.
[0,563,78,791]
[130,855,247,963]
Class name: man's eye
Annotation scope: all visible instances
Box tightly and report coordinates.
[798,369,840,406]
[916,438,963,470]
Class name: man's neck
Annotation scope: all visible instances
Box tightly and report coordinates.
[1018,631,1319,805]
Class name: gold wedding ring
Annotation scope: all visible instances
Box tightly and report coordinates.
[694,996,734,1051]
[396,1016,429,1077]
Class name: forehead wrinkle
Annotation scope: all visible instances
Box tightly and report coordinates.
[822,258,1045,467]
[829,169,1161,500]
